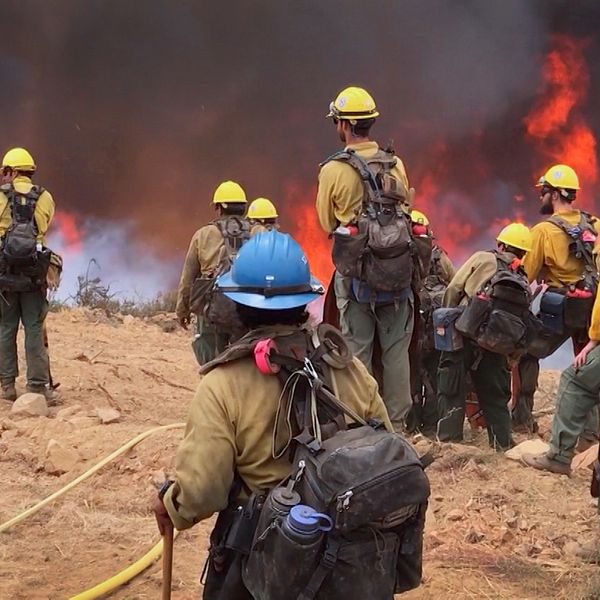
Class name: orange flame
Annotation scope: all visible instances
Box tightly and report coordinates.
[284,181,333,286]
[51,211,83,253]
[524,35,598,208]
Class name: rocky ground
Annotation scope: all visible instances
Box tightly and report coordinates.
[0,309,598,599]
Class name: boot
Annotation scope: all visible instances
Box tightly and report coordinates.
[1,384,17,402]
[521,453,571,476]
[26,384,61,407]
[576,437,597,454]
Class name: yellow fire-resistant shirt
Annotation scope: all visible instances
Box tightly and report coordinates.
[315,141,410,233]
[0,175,55,244]
[589,292,600,341]
[443,250,519,308]
[163,327,393,531]
[522,209,600,287]
[175,221,263,319]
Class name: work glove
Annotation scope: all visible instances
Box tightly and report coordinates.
[178,314,190,330]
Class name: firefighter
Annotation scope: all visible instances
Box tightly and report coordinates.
[176,180,253,364]
[437,223,533,450]
[316,86,414,432]
[408,209,455,435]
[514,165,599,441]
[522,287,600,475]
[153,231,395,598]
[247,197,279,230]
[0,148,57,403]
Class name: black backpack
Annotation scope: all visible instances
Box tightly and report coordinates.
[1,183,43,269]
[189,216,252,330]
[455,253,539,355]
[419,247,451,354]
[238,327,431,600]
[327,149,419,293]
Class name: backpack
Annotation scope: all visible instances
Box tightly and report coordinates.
[455,253,539,356]
[419,247,450,354]
[231,327,431,600]
[0,184,52,292]
[1,183,42,269]
[547,211,598,292]
[189,216,251,329]
[542,212,599,331]
[328,148,418,293]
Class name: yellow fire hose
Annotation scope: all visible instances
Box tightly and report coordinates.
[69,529,180,600]
[0,422,185,598]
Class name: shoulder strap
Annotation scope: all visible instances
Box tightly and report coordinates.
[548,214,597,272]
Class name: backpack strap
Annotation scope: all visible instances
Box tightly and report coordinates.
[547,214,597,272]
[298,537,342,600]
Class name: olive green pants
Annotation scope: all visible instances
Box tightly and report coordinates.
[516,336,599,440]
[334,273,414,432]
[0,289,49,389]
[547,345,600,465]
[192,315,231,366]
[437,342,512,449]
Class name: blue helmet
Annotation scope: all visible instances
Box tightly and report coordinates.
[217,230,324,310]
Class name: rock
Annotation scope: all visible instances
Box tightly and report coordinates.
[572,444,599,471]
[56,404,82,421]
[446,509,465,522]
[564,540,600,563]
[1,429,19,440]
[67,416,98,428]
[11,393,49,418]
[0,418,18,430]
[96,407,121,424]
[465,528,485,544]
[497,527,514,545]
[123,315,135,326]
[151,469,167,487]
[44,439,80,475]
[505,439,550,461]
[161,321,177,333]
[518,519,530,531]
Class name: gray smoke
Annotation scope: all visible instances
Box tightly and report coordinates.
[0,0,597,296]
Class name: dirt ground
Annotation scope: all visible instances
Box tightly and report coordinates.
[0,308,598,600]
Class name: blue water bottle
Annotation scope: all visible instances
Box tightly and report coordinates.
[281,504,333,545]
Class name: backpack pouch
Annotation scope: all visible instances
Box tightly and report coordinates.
[538,291,565,334]
[332,230,367,279]
[564,295,594,331]
[190,276,216,314]
[475,309,527,355]
[432,307,464,352]
[243,520,324,600]
[394,506,426,593]
[318,529,399,599]
[455,295,492,340]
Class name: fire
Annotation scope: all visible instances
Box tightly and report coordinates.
[524,35,598,208]
[49,211,83,254]
[284,181,334,287]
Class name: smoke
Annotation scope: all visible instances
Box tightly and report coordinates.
[0,0,598,296]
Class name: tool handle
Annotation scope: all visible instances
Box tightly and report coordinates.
[162,524,174,600]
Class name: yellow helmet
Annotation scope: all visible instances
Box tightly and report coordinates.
[248,197,278,220]
[410,209,430,227]
[2,147,36,172]
[213,180,247,204]
[327,86,379,122]
[536,164,580,191]
[496,223,532,252]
